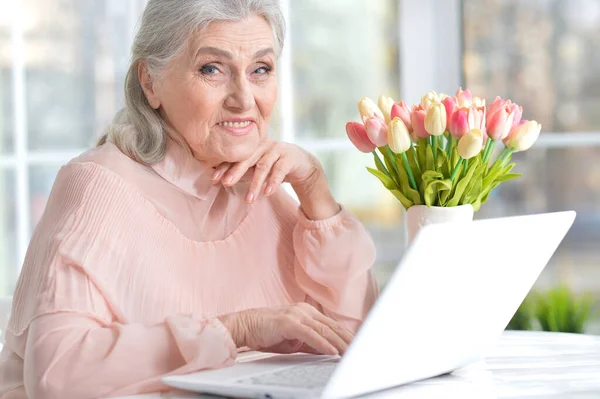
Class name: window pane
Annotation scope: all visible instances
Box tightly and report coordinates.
[290,0,400,139]
[463,0,600,132]
[0,169,16,296]
[21,0,134,151]
[0,18,13,154]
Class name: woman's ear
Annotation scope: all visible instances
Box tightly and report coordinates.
[138,61,161,109]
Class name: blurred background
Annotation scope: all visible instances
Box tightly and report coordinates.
[0,0,599,332]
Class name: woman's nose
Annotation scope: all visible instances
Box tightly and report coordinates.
[224,75,255,112]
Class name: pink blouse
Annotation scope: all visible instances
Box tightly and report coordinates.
[0,140,378,398]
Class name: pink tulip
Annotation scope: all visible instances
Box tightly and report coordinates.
[506,100,523,129]
[346,122,376,153]
[455,87,473,108]
[487,100,515,141]
[391,101,413,133]
[471,104,486,134]
[442,96,456,127]
[448,107,471,139]
[365,117,389,147]
[410,104,429,140]
[487,96,505,119]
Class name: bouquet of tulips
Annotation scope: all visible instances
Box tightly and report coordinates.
[345,88,541,211]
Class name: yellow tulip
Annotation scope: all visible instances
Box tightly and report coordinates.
[388,117,412,154]
[421,90,441,109]
[503,120,541,152]
[378,95,395,124]
[458,128,484,159]
[424,102,447,136]
[358,97,384,123]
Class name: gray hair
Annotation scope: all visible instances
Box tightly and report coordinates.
[98,0,286,164]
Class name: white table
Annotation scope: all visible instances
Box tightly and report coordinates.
[117,330,600,399]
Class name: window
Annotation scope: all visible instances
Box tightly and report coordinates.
[0,0,146,295]
[1,1,599,333]
[462,0,600,331]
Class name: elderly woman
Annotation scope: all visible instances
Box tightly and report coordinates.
[0,0,377,398]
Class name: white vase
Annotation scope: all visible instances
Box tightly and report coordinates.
[405,204,474,246]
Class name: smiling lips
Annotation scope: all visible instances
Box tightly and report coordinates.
[217,119,255,136]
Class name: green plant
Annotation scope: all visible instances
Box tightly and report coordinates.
[506,295,535,331]
[534,285,596,334]
[506,285,597,334]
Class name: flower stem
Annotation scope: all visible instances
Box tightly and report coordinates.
[445,135,453,156]
[451,158,464,181]
[410,141,421,173]
[463,159,469,178]
[384,146,402,184]
[402,152,418,191]
[482,139,495,164]
[372,150,392,179]
[501,148,515,167]
[432,136,438,160]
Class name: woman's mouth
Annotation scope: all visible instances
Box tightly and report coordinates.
[216,120,254,136]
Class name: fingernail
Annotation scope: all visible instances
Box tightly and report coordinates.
[212,170,222,181]
[224,176,233,185]
[264,185,274,196]
[246,192,254,203]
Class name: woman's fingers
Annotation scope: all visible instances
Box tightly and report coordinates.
[301,318,349,355]
[212,163,232,182]
[283,323,338,355]
[246,150,281,203]
[264,156,292,196]
[298,304,355,347]
[311,313,355,347]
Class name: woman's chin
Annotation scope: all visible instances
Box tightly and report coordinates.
[221,143,259,164]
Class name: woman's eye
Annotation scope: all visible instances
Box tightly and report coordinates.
[199,65,220,75]
[254,66,272,75]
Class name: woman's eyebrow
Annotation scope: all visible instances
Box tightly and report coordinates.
[194,46,274,60]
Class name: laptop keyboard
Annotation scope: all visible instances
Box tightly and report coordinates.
[236,361,338,389]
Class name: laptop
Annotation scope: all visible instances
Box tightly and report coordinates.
[163,210,576,399]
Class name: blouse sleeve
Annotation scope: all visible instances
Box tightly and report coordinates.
[20,269,236,398]
[291,202,379,333]
[5,162,237,398]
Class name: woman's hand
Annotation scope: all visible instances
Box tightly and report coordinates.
[218,303,354,355]
[212,140,341,220]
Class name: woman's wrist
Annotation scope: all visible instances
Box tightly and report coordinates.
[218,313,245,348]
[293,170,341,221]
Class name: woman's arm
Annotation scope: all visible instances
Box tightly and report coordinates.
[291,201,379,334]
[18,271,236,398]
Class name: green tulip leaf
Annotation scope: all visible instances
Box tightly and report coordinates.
[463,174,483,204]
[422,170,444,182]
[462,162,486,204]
[379,147,400,185]
[390,189,413,210]
[471,198,482,212]
[407,147,423,187]
[495,173,521,183]
[426,145,435,171]
[447,159,478,207]
[416,138,428,168]
[390,161,422,205]
[424,179,452,207]
[366,167,396,190]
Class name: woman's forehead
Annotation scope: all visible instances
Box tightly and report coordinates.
[189,16,275,57]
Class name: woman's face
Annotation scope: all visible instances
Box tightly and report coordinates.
[142,15,278,166]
